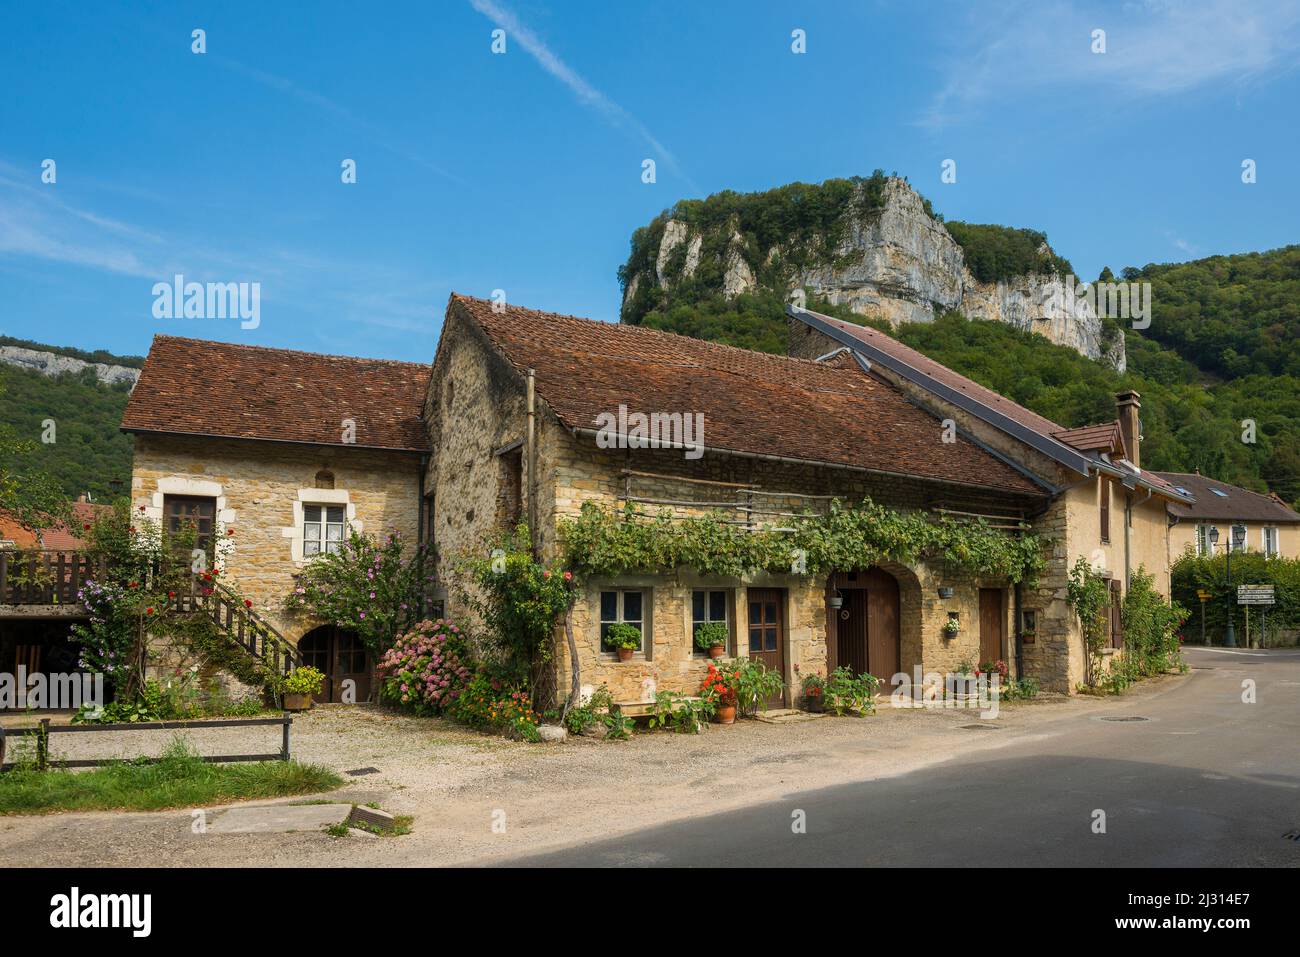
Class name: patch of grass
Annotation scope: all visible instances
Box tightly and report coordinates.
[323,821,351,838]
[0,739,343,815]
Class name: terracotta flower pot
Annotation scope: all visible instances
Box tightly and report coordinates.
[708,644,725,659]
[283,693,313,712]
[714,704,736,725]
[616,647,634,662]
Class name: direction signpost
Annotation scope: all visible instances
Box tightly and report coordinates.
[1237,585,1275,649]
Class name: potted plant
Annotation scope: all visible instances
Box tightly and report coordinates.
[942,616,960,638]
[281,665,325,711]
[828,590,843,610]
[694,621,728,659]
[700,661,739,724]
[800,672,826,712]
[605,622,641,662]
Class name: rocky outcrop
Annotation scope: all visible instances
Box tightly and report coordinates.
[0,346,141,389]
[623,177,1124,370]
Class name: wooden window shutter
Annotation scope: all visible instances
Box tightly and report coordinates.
[1100,477,1111,544]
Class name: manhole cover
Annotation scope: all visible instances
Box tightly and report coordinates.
[1099,716,1149,722]
[345,767,381,776]
[959,724,999,731]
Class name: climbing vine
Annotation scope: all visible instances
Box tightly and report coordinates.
[559,498,1045,584]
[1066,556,1111,687]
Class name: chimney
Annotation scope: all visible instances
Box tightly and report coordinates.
[1115,390,1141,467]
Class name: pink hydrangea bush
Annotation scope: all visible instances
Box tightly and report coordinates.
[376,619,473,715]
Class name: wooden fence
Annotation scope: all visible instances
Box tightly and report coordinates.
[0,715,294,771]
[0,550,105,606]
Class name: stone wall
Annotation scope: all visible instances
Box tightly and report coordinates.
[131,434,422,644]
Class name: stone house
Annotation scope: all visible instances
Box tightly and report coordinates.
[119,335,430,700]
[1153,471,1300,560]
[113,297,1193,705]
[425,295,1191,702]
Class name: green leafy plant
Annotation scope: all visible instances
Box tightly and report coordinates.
[604,621,642,652]
[648,691,714,734]
[693,620,728,652]
[281,666,325,697]
[1067,557,1112,688]
[823,667,879,716]
[1121,567,1188,676]
[942,618,961,637]
[727,657,784,716]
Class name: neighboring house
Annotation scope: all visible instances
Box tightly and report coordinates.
[119,335,430,701]
[425,295,1191,699]
[1154,471,1300,560]
[0,499,107,550]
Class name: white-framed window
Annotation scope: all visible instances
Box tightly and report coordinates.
[1264,526,1280,558]
[1230,523,1248,553]
[691,589,730,656]
[599,589,646,653]
[303,504,346,556]
[1196,524,1216,557]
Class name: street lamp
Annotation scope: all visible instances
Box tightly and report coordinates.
[1212,526,1246,647]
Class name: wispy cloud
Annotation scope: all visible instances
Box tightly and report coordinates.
[920,0,1300,129]
[468,0,696,189]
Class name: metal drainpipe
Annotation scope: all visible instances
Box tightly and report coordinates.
[1013,582,1024,681]
[526,369,538,558]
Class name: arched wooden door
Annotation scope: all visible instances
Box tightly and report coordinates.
[834,568,900,685]
[297,625,371,703]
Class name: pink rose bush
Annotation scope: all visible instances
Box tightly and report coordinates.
[376,619,473,716]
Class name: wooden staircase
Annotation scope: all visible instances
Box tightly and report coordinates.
[174,575,301,677]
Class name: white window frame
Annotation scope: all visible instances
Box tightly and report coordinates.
[691,588,731,656]
[1230,523,1248,553]
[599,588,648,655]
[303,503,347,557]
[1197,524,1216,557]
[1263,526,1280,558]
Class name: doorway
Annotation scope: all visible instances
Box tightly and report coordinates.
[297,625,371,703]
[979,588,1005,665]
[833,568,900,684]
[746,588,786,709]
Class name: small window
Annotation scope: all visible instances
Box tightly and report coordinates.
[1210,488,1229,498]
[164,495,216,553]
[692,589,729,655]
[1099,477,1111,544]
[315,470,335,490]
[599,589,645,653]
[304,504,346,557]
[1264,527,1279,558]
[1197,524,1216,557]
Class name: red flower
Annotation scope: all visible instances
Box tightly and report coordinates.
[83,523,91,530]
[128,581,138,588]
[128,526,136,533]
[244,599,252,608]
[167,591,175,598]
[227,529,235,536]
[145,607,154,615]
[138,505,146,513]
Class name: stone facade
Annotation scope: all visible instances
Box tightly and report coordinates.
[427,306,1043,706]
[130,433,422,644]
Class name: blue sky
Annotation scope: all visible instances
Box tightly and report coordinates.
[2,0,1298,362]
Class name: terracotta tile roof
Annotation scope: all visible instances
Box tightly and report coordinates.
[793,308,1191,503]
[0,502,110,549]
[1152,472,1300,524]
[449,295,1045,498]
[1052,421,1125,455]
[122,336,430,452]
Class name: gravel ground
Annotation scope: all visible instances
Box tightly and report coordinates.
[0,677,1188,867]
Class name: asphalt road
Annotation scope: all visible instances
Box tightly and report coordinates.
[501,647,1300,866]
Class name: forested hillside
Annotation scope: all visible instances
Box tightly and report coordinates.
[0,361,134,503]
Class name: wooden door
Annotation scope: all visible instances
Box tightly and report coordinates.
[747,588,785,709]
[298,626,370,703]
[863,569,900,684]
[838,589,869,676]
[979,588,1004,665]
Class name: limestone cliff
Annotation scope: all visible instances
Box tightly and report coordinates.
[620,176,1124,370]
[0,345,141,388]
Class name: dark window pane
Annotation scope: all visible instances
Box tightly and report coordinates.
[600,622,611,643]
[749,602,762,625]
[765,627,778,652]
[326,506,345,524]
[749,628,762,652]
[692,590,705,622]
[600,591,617,622]
[765,601,777,623]
[622,591,642,623]
[709,591,727,621]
